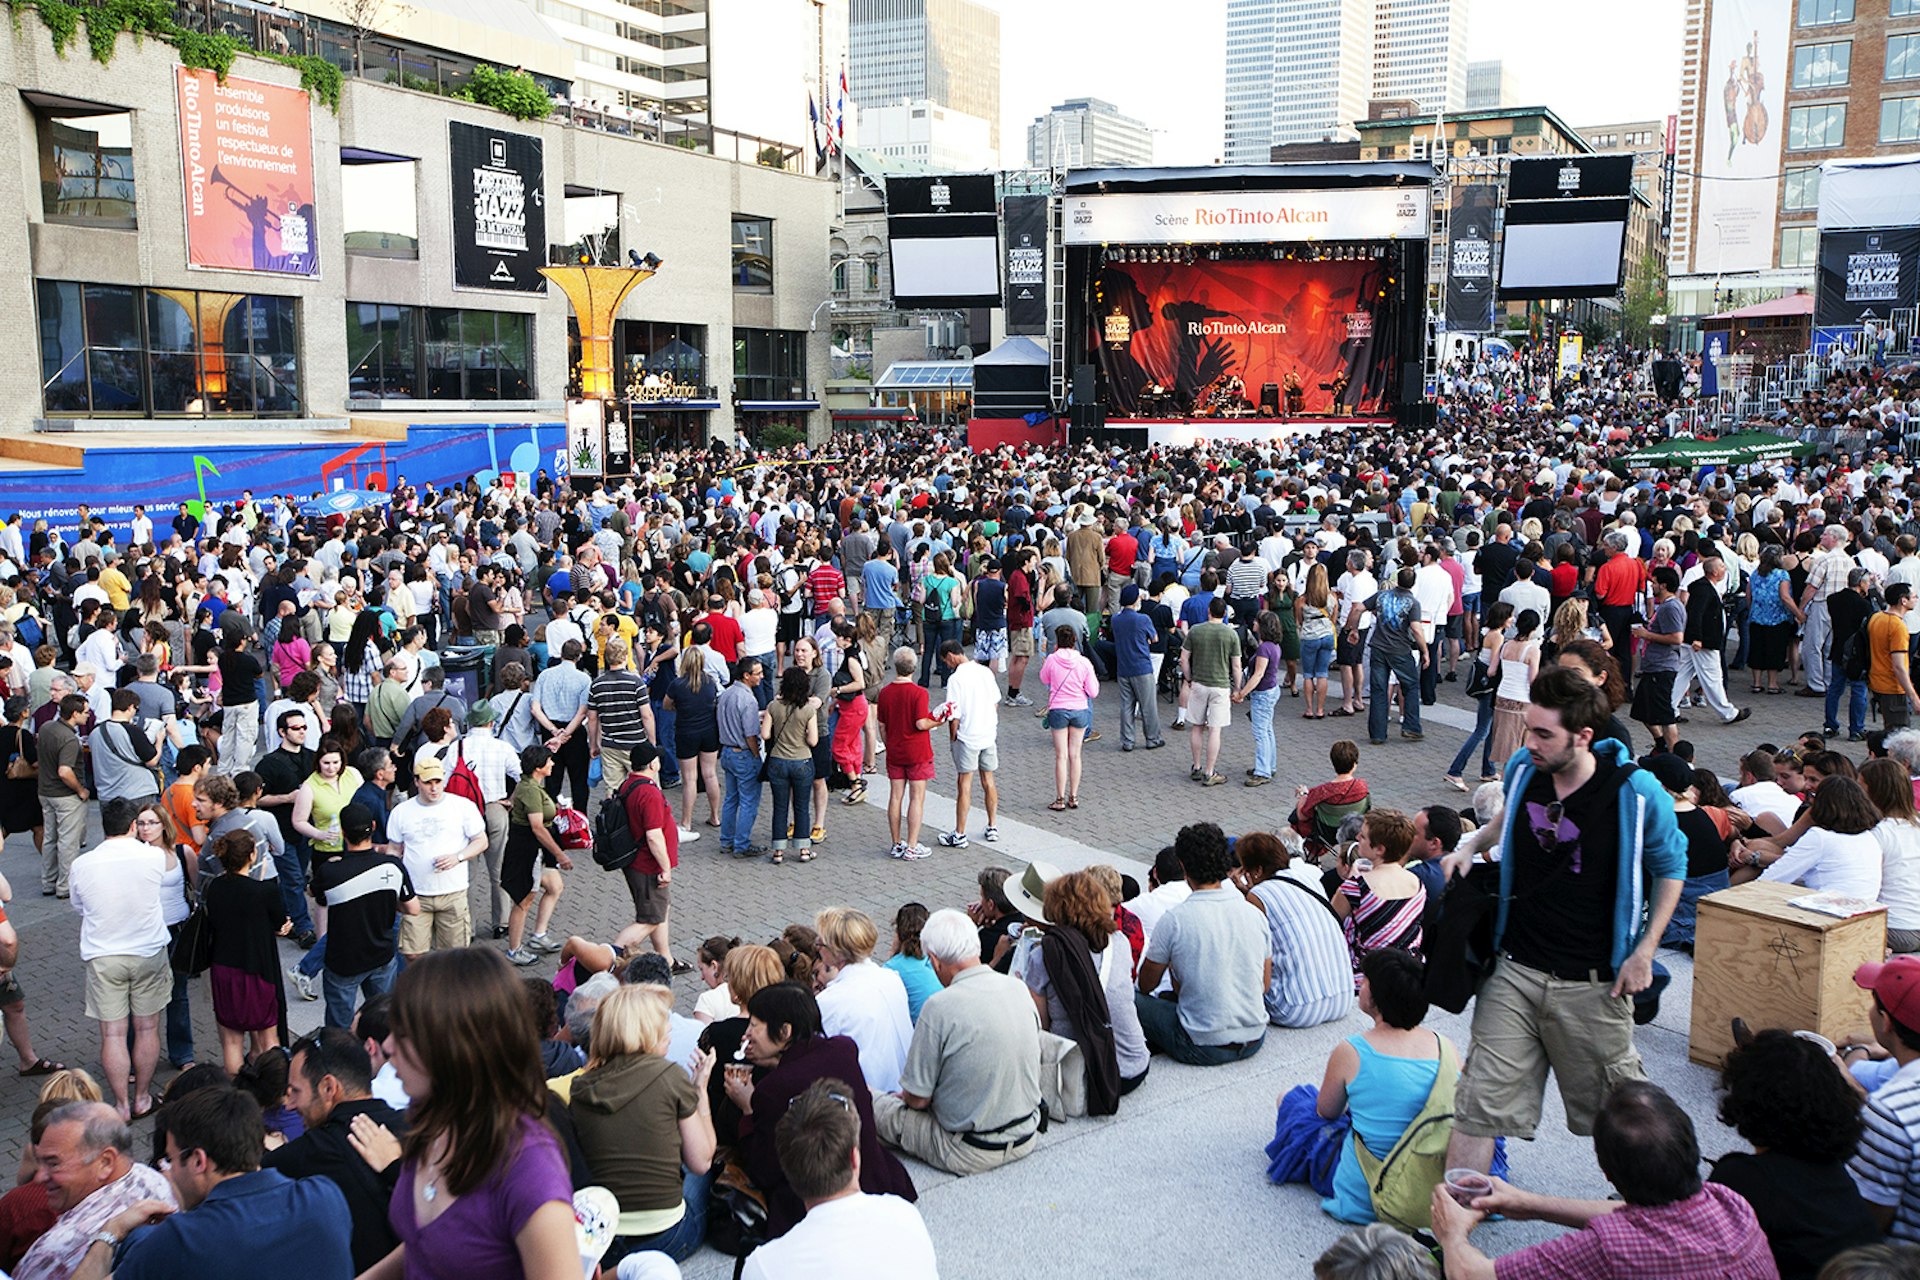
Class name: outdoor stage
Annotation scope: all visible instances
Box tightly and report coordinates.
[965,413,1392,452]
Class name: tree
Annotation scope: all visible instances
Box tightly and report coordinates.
[340,0,413,75]
[1622,248,1669,347]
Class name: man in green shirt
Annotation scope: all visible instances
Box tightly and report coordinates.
[366,656,411,746]
[1181,597,1241,787]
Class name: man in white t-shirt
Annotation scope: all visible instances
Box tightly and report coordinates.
[1334,550,1378,718]
[936,641,1000,849]
[385,757,486,960]
[69,798,171,1120]
[740,1078,937,1280]
[1729,749,1802,835]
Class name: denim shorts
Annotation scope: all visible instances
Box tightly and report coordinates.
[1300,633,1335,679]
[1045,707,1092,731]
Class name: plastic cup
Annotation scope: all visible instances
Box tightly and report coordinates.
[1444,1168,1492,1207]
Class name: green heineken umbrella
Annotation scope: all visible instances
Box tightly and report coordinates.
[1622,431,1814,469]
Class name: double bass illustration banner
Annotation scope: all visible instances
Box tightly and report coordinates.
[175,67,318,276]
[1692,0,1788,275]
[1091,258,1389,417]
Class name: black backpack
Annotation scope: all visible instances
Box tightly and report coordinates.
[591,774,645,871]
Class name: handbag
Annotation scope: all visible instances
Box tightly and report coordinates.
[4,728,31,782]
[1464,657,1497,699]
[171,904,214,977]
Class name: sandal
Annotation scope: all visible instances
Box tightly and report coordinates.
[1067,795,1079,809]
[811,826,827,843]
[1048,797,1068,812]
[17,1058,63,1077]
[1442,775,1468,793]
[797,849,817,863]
[771,850,785,865]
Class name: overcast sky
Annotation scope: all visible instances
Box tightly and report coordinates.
[998,0,1687,166]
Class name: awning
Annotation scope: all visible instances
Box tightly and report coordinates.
[738,401,821,412]
[831,408,917,421]
[875,361,973,390]
[1622,431,1815,468]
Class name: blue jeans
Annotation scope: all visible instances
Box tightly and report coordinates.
[323,954,400,1030]
[1367,651,1423,741]
[1448,694,1497,779]
[1826,657,1867,736]
[1248,686,1280,778]
[719,746,763,852]
[274,837,314,935]
[766,754,814,851]
[1661,870,1728,949]
[1133,991,1264,1066]
[652,701,680,785]
[163,942,193,1066]
[603,1167,714,1266]
[1300,634,1334,680]
[920,618,961,684]
[298,935,328,979]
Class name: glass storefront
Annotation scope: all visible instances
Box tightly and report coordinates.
[348,304,532,401]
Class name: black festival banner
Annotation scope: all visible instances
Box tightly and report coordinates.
[1444,183,1498,334]
[450,121,546,293]
[1816,227,1920,328]
[1003,194,1048,335]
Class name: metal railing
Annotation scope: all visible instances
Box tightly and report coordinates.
[1706,304,1919,434]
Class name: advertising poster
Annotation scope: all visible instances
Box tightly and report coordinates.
[1816,228,1920,327]
[1090,258,1392,416]
[1003,194,1048,335]
[1444,183,1498,333]
[175,67,318,276]
[450,121,547,292]
[1692,0,1789,274]
[566,398,603,476]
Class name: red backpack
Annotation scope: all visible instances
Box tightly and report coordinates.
[444,740,486,810]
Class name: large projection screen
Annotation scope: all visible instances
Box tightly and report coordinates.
[1497,199,1629,299]
[889,236,1001,308]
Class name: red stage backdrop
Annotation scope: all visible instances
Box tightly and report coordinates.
[1090,259,1392,416]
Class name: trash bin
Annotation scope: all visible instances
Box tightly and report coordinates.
[440,643,496,705]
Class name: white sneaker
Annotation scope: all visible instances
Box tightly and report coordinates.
[528,933,562,954]
[890,841,908,860]
[938,830,969,848]
[677,826,702,842]
[506,948,539,966]
[902,843,932,861]
[982,826,1001,843]
[293,973,318,1002]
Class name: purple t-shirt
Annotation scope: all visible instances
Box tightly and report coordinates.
[390,1118,571,1280]
[1253,641,1282,691]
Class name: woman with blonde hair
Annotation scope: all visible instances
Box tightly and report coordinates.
[1296,561,1337,720]
[1543,597,1591,663]
[569,984,717,1264]
[856,610,890,773]
[812,906,913,1094]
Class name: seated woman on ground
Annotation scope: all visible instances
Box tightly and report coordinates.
[1265,947,1493,1225]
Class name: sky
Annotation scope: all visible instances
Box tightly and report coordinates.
[997,0,1687,166]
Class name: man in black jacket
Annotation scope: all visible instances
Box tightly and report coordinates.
[1680,554,1751,729]
[1825,566,1876,742]
[266,1028,409,1274]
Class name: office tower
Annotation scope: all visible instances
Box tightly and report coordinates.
[849,0,1001,159]
[1028,97,1154,168]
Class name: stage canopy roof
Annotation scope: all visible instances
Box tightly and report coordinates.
[876,361,974,390]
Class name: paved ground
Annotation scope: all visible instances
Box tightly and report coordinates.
[0,657,1836,1273]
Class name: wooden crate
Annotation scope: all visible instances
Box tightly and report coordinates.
[1689,880,1886,1068]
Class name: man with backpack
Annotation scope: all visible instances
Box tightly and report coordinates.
[440,703,519,941]
[1440,666,1684,1181]
[605,743,687,973]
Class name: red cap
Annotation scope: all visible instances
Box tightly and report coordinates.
[1857,957,1920,1028]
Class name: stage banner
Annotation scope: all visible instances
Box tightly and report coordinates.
[1692,0,1788,274]
[1090,259,1391,417]
[1003,195,1048,335]
[451,121,547,292]
[175,67,317,276]
[1064,188,1428,246]
[1444,184,1498,334]
[1816,227,1920,327]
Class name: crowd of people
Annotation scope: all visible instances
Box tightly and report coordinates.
[3,338,1920,1277]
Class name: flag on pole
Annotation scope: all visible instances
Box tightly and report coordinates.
[835,66,847,151]
[808,92,826,169]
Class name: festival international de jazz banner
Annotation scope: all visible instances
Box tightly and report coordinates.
[175,67,318,276]
[450,121,547,292]
[1444,184,1498,334]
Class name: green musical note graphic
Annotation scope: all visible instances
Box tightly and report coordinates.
[186,456,220,523]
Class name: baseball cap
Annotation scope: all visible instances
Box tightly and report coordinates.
[630,742,660,773]
[340,802,376,843]
[414,757,446,783]
[1857,957,1920,1029]
[1120,584,1141,607]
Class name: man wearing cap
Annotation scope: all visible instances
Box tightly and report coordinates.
[1849,956,1920,1240]
[385,756,485,962]
[309,803,418,1028]
[1109,584,1165,753]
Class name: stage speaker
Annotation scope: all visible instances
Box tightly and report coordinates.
[1259,382,1280,415]
[1652,359,1683,400]
[1396,402,1438,429]
[1068,404,1105,445]
[1071,364,1096,405]
[1399,362,1424,406]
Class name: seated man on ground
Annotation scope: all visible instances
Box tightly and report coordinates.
[1229,830,1353,1029]
[870,909,1042,1176]
[1135,821,1270,1066]
[1429,1080,1779,1280]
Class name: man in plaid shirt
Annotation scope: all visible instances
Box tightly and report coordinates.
[1430,1081,1778,1280]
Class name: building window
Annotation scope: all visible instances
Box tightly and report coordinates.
[1897,0,1920,15]
[732,216,772,291]
[1784,165,1822,211]
[614,319,707,393]
[36,281,300,417]
[1890,33,1920,81]
[342,158,418,259]
[34,106,135,227]
[1884,98,1920,143]
[422,308,532,400]
[831,260,848,293]
[346,303,418,398]
[732,327,806,401]
[1787,103,1846,150]
[1797,0,1853,24]
[1793,41,1851,88]
[1780,225,1819,269]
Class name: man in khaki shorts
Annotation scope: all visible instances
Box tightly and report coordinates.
[70,798,172,1119]
[386,757,487,961]
[1181,597,1240,787]
[1440,667,1685,1174]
